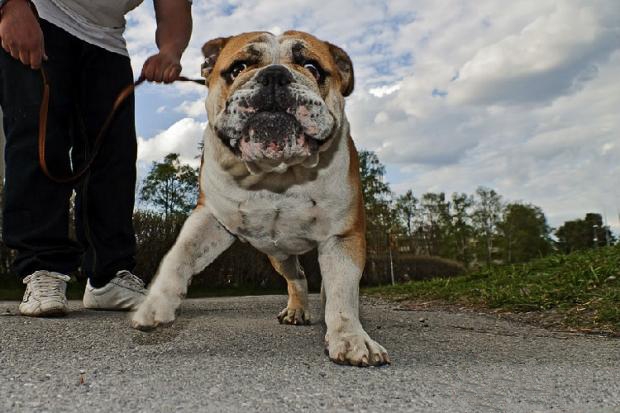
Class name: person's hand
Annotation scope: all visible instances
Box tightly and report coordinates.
[141,49,182,83]
[0,0,46,69]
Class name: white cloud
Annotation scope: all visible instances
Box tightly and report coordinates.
[448,3,620,105]
[389,49,620,231]
[137,118,206,168]
[175,99,207,118]
[369,83,401,98]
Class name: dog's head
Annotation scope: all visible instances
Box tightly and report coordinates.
[201,31,354,174]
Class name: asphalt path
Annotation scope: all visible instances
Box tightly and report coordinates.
[1,295,619,413]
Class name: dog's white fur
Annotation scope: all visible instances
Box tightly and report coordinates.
[132,31,389,367]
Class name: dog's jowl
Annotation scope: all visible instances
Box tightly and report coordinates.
[132,31,390,367]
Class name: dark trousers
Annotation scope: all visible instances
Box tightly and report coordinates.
[0,19,137,286]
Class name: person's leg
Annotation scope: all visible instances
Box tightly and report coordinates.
[73,42,137,288]
[0,19,83,278]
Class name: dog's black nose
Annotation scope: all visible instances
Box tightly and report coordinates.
[256,65,293,87]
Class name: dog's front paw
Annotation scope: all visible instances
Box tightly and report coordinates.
[325,329,390,367]
[277,307,311,325]
[131,294,177,331]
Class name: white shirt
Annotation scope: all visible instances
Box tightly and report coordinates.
[31,0,145,56]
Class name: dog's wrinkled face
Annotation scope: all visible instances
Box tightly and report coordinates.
[202,31,354,174]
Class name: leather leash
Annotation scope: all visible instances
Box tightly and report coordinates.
[38,67,205,183]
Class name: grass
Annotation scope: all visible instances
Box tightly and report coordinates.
[364,245,620,334]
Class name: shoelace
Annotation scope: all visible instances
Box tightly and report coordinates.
[23,272,70,298]
[117,271,146,290]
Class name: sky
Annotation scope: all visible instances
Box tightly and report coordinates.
[125,0,620,232]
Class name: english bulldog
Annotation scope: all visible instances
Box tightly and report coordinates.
[132,31,390,367]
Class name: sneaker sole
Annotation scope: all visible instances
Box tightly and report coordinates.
[19,306,69,318]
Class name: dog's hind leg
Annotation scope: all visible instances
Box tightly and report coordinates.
[132,207,235,330]
[269,255,311,325]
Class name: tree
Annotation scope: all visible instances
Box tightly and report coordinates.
[447,192,474,265]
[394,190,418,237]
[358,150,392,226]
[358,150,397,252]
[497,203,552,263]
[394,190,419,252]
[140,153,199,220]
[472,187,503,267]
[555,213,615,253]
[418,192,450,256]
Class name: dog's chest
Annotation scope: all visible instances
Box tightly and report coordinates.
[209,186,340,258]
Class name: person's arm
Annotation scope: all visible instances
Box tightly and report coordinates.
[0,0,46,69]
[141,0,192,83]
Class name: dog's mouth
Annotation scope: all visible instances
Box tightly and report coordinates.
[222,111,331,165]
[241,112,322,160]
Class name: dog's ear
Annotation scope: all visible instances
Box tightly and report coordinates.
[326,42,354,97]
[201,37,231,80]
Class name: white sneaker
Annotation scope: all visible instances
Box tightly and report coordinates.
[83,270,147,311]
[19,271,71,317]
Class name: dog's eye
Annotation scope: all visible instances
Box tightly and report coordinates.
[303,62,322,82]
[228,62,248,81]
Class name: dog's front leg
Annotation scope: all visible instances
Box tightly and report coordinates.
[132,207,235,330]
[319,234,390,366]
